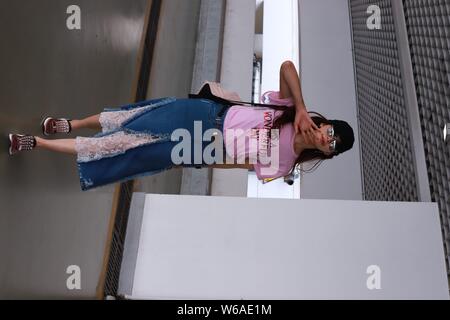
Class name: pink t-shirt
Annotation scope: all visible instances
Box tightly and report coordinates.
[223,91,299,180]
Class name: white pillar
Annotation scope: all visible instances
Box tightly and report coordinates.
[210,0,256,197]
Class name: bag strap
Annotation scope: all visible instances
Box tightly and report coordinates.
[225,98,287,110]
[188,93,287,110]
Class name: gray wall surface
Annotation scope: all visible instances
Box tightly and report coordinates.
[210,0,256,197]
[134,0,201,194]
[298,0,362,200]
[181,0,226,196]
[120,194,449,300]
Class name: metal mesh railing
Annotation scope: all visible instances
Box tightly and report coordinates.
[349,0,419,201]
[349,0,450,283]
[403,0,450,276]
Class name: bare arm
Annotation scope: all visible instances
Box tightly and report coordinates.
[279,60,319,136]
[279,60,306,108]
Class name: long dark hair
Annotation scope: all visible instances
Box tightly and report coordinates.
[272,107,336,174]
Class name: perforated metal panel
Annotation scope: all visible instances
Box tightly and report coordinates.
[403,0,450,275]
[349,0,450,283]
[349,0,419,201]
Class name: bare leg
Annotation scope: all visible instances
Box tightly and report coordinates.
[35,136,77,155]
[70,114,101,131]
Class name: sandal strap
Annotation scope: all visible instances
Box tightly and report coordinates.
[55,119,71,133]
[18,135,36,150]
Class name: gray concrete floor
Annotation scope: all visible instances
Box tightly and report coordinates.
[0,0,147,299]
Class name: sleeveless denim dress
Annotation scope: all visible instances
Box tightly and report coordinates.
[75,97,229,191]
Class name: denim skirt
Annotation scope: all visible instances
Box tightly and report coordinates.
[76,97,229,191]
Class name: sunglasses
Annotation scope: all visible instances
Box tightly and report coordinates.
[327,126,337,153]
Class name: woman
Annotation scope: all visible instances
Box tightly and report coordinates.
[8,61,354,190]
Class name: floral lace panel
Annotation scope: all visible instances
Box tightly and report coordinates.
[75,130,165,163]
[99,104,155,133]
